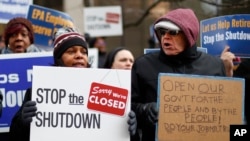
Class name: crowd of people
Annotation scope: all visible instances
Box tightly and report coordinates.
[0,8,249,141]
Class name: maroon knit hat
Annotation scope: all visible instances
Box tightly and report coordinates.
[53,32,88,61]
[4,17,34,46]
[154,8,199,47]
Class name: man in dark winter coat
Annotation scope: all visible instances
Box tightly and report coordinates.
[131,8,235,141]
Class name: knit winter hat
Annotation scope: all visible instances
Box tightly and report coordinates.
[4,17,34,46]
[154,8,199,47]
[53,32,88,61]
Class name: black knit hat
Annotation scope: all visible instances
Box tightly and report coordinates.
[103,47,125,68]
[53,32,88,62]
[4,17,34,46]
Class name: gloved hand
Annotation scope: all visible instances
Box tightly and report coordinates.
[21,101,37,125]
[143,102,158,125]
[127,110,137,136]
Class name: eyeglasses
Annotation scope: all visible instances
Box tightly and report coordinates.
[52,27,78,41]
[158,28,181,36]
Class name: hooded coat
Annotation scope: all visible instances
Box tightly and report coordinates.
[131,8,226,141]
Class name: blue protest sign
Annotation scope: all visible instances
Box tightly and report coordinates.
[0,0,32,24]
[0,52,53,132]
[200,14,250,58]
[27,4,74,50]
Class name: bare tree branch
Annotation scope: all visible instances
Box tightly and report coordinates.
[124,0,250,29]
[124,0,184,28]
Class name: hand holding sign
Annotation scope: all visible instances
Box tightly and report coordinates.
[127,110,137,136]
[220,46,236,77]
[21,101,37,125]
[143,102,158,125]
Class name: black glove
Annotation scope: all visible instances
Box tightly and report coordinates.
[127,110,137,136]
[143,102,158,125]
[21,101,37,125]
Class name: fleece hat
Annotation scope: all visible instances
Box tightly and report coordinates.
[53,32,88,61]
[154,8,199,47]
[4,17,34,46]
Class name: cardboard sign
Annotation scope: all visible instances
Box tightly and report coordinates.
[156,73,244,141]
[30,66,131,141]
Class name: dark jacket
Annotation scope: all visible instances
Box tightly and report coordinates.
[131,46,226,141]
[234,59,250,124]
[9,88,32,141]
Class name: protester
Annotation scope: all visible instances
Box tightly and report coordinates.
[1,17,42,54]
[103,47,134,70]
[102,47,139,141]
[220,45,237,77]
[0,17,44,141]
[234,58,250,124]
[9,28,137,141]
[89,36,107,68]
[131,8,235,141]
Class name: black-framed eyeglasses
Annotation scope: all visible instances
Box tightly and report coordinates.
[52,27,78,41]
[158,28,181,36]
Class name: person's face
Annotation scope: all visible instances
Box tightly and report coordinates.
[61,46,88,68]
[0,40,5,49]
[8,27,31,53]
[159,29,187,55]
[94,37,106,53]
[111,50,134,70]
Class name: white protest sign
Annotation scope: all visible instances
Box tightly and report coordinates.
[88,48,98,68]
[83,6,123,37]
[30,66,131,141]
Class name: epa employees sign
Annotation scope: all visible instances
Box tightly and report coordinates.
[30,66,131,141]
[27,4,74,49]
